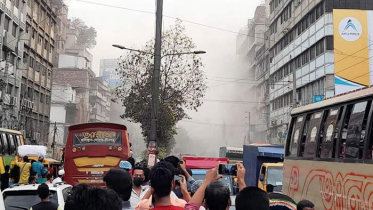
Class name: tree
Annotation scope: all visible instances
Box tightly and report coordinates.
[70,18,97,49]
[115,20,206,151]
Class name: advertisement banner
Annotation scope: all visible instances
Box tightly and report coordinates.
[333,9,373,95]
[102,67,121,88]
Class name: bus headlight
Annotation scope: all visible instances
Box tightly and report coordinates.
[72,148,77,152]
[117,147,122,152]
[109,146,112,150]
[82,146,85,151]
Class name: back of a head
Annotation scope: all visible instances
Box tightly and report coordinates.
[104,168,132,201]
[29,176,36,184]
[149,167,173,198]
[4,165,10,172]
[23,156,29,162]
[37,183,49,200]
[164,156,180,169]
[143,167,150,183]
[236,187,269,210]
[126,157,135,168]
[47,174,53,180]
[267,184,274,193]
[205,181,230,210]
[65,185,121,210]
[297,200,314,210]
[152,161,176,176]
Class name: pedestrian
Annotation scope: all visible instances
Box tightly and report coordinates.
[30,183,60,210]
[1,165,10,191]
[267,184,274,193]
[9,165,20,185]
[119,161,132,173]
[29,176,36,184]
[32,157,48,184]
[104,169,133,210]
[297,200,315,210]
[142,167,150,187]
[15,156,32,184]
[46,174,54,184]
[235,187,269,210]
[130,166,148,207]
[52,169,65,185]
[184,165,223,210]
[65,184,121,210]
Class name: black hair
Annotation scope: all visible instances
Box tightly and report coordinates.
[205,181,230,210]
[235,187,269,210]
[29,176,36,184]
[23,156,29,162]
[47,174,53,180]
[266,184,274,193]
[31,160,36,164]
[143,167,150,183]
[152,161,176,176]
[4,165,10,172]
[31,171,37,177]
[187,168,193,176]
[103,169,132,201]
[37,183,49,199]
[164,156,179,169]
[126,157,135,168]
[297,200,314,210]
[65,185,121,210]
[149,167,173,198]
[132,166,145,175]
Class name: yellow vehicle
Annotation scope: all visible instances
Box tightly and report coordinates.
[0,128,25,173]
[284,86,373,209]
[257,162,284,192]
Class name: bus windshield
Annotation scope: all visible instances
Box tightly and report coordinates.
[72,131,122,146]
[267,167,283,186]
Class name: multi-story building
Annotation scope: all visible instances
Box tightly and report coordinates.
[89,77,111,122]
[236,5,268,144]
[17,0,62,144]
[267,0,373,143]
[0,0,27,130]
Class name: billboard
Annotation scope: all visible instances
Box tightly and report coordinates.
[100,59,121,88]
[333,9,373,95]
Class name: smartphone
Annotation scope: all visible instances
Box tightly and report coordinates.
[218,164,237,176]
[174,175,183,185]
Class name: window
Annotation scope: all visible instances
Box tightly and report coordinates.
[299,114,312,157]
[287,116,304,157]
[12,23,17,37]
[303,112,323,157]
[4,17,10,32]
[1,133,9,155]
[40,93,44,103]
[326,36,334,50]
[7,134,16,155]
[15,135,22,147]
[345,101,372,159]
[309,45,316,60]
[319,108,342,158]
[316,39,325,56]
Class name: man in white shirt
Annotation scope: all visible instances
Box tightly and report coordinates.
[51,170,64,186]
[130,167,149,207]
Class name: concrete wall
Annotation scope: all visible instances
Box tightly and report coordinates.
[58,54,89,69]
[50,105,66,123]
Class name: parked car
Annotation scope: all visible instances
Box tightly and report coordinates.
[3,183,72,210]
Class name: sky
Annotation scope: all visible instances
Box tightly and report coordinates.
[67,0,262,157]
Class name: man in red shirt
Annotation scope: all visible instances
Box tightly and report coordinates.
[148,165,183,210]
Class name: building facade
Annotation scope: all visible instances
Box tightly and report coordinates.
[0,0,27,130]
[89,77,111,122]
[267,0,373,143]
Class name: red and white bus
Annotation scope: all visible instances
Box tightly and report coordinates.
[64,123,130,186]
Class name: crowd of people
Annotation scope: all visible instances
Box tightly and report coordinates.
[0,155,64,190]
[1,155,315,210]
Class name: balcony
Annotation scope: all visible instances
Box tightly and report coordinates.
[3,32,17,52]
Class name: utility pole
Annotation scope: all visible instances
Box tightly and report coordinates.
[148,0,163,167]
[52,121,57,158]
[291,54,297,108]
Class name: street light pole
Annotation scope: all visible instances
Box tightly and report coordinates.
[148,0,163,167]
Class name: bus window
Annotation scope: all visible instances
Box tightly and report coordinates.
[299,114,312,157]
[16,135,22,147]
[0,133,4,155]
[2,133,9,155]
[319,108,340,158]
[345,101,371,159]
[7,134,16,155]
[304,112,323,158]
[288,116,304,157]
[340,104,353,158]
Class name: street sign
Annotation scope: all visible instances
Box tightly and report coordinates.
[314,95,324,103]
